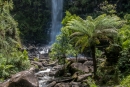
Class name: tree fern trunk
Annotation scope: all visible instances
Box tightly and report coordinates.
[91,45,97,78]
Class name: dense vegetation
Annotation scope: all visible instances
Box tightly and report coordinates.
[8,0,130,45]
[12,0,51,44]
[50,13,130,86]
[65,0,130,18]
[50,0,130,86]
[0,0,30,81]
[1,0,130,86]
[9,0,130,45]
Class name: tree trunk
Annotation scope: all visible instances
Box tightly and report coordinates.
[76,54,78,62]
[91,45,97,78]
[63,54,66,75]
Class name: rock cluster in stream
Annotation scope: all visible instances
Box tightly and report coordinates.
[27,45,94,87]
[47,59,93,87]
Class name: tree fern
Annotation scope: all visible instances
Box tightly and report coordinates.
[64,13,123,77]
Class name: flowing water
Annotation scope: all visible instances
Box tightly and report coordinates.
[37,1,64,87]
[49,0,63,45]
[36,68,52,87]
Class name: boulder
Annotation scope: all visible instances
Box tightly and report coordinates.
[56,77,73,82]
[70,81,88,87]
[39,54,46,59]
[70,81,79,85]
[32,61,43,68]
[67,58,87,63]
[27,45,38,58]
[72,72,79,80]
[46,60,58,67]
[53,65,63,70]
[70,63,89,73]
[27,45,37,53]
[49,71,58,76]
[83,61,94,72]
[42,61,49,66]
[77,73,92,81]
[49,65,64,77]
[47,81,57,87]
[46,77,73,86]
[0,69,38,87]
[83,61,93,66]
[70,85,79,87]
[70,82,81,87]
[54,83,70,87]
[38,59,47,62]
[88,66,94,72]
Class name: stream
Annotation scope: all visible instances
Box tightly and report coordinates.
[36,68,52,87]
[34,45,55,87]
[37,0,64,86]
[25,43,93,87]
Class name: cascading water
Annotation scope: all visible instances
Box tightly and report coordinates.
[36,1,64,87]
[49,0,63,45]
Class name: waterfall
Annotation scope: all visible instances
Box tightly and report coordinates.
[49,0,63,45]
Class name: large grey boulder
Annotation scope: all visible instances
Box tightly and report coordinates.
[67,58,87,63]
[77,73,92,81]
[83,61,93,66]
[70,82,81,87]
[54,83,70,87]
[0,68,39,87]
[31,61,43,68]
[70,63,89,73]
[47,81,57,87]
[49,65,64,77]
[83,61,94,72]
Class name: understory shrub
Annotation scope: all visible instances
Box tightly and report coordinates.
[117,75,130,87]
[0,0,31,81]
[0,49,30,80]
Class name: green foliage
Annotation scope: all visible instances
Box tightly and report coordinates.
[124,14,130,24]
[12,0,51,44]
[65,14,122,52]
[116,0,130,17]
[65,12,125,82]
[99,1,116,15]
[0,54,14,78]
[118,75,130,87]
[87,77,97,87]
[49,27,79,64]
[49,12,80,64]
[0,49,30,79]
[50,11,123,80]
[34,57,39,61]
[97,63,120,85]
[62,11,77,26]
[0,0,30,80]
[118,49,130,75]
[65,0,97,17]
[118,24,130,49]
[9,49,30,71]
[0,0,20,55]
[116,14,130,77]
[66,0,130,18]
[95,48,103,58]
[97,45,121,85]
[0,0,20,50]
